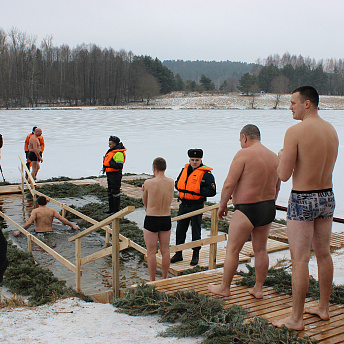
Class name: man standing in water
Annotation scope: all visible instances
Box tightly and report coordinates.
[14,196,79,235]
[142,157,174,281]
[28,127,43,180]
[272,86,338,331]
[208,124,280,298]
[103,136,126,215]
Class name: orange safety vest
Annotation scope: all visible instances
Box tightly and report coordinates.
[177,164,213,201]
[103,148,126,172]
[25,133,45,152]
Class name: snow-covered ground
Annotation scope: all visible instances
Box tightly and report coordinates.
[0,296,201,344]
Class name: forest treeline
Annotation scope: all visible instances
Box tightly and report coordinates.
[0,28,344,108]
[237,54,344,96]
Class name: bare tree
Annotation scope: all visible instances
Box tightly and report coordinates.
[137,72,160,105]
[271,75,290,109]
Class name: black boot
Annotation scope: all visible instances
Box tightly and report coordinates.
[104,195,115,214]
[190,250,199,266]
[113,195,120,213]
[170,251,183,263]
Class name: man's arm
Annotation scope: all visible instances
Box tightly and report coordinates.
[200,172,216,197]
[109,152,124,170]
[142,180,149,208]
[277,127,298,182]
[53,210,79,230]
[218,152,245,219]
[23,210,37,230]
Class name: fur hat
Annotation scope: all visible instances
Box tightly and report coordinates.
[188,148,203,158]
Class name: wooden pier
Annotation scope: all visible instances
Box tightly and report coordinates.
[148,268,344,344]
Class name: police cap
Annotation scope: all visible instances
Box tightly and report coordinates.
[188,148,203,158]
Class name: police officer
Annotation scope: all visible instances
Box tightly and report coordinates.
[171,148,216,266]
[103,136,126,214]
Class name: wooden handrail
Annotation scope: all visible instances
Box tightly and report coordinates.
[171,200,232,222]
[68,206,135,242]
[0,211,77,272]
[18,155,36,187]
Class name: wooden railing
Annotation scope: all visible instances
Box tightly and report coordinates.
[0,155,230,301]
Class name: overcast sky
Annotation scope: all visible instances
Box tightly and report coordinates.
[1,0,343,63]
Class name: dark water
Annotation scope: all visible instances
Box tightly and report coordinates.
[0,194,154,295]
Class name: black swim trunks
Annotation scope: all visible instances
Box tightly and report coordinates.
[234,200,276,227]
[144,216,171,233]
[287,188,335,221]
[28,151,38,161]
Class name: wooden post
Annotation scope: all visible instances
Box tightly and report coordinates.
[75,238,81,293]
[33,186,37,208]
[209,208,219,270]
[105,231,110,246]
[61,204,66,218]
[27,234,32,254]
[20,164,25,195]
[112,218,120,298]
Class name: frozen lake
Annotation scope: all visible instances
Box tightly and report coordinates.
[1,107,344,216]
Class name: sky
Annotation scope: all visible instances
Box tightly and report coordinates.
[1,0,343,64]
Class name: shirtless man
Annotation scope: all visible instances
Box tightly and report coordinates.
[208,124,280,298]
[142,157,174,281]
[14,196,79,235]
[272,86,338,331]
[28,127,43,180]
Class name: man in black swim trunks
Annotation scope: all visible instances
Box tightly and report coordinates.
[142,157,174,281]
[208,124,280,298]
[28,127,43,180]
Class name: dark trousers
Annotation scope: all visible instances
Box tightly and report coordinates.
[106,171,122,213]
[0,229,9,283]
[175,201,204,252]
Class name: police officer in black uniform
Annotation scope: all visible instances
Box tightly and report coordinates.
[171,148,216,266]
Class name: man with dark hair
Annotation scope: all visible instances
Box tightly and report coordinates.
[142,157,174,281]
[103,136,127,214]
[14,196,79,235]
[208,124,280,298]
[272,86,338,331]
[171,148,216,266]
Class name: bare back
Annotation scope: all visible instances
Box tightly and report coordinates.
[284,116,338,190]
[143,176,174,216]
[232,142,280,204]
[32,206,56,232]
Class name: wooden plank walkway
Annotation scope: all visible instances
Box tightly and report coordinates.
[158,247,251,275]
[269,228,344,249]
[148,268,344,344]
[155,238,289,275]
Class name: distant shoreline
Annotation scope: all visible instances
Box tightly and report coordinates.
[3,92,344,111]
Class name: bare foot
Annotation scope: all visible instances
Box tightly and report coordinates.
[272,316,304,331]
[13,231,21,237]
[249,287,263,299]
[305,306,330,320]
[208,283,231,297]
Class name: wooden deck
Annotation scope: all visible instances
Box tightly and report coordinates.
[154,238,289,275]
[269,227,344,249]
[149,269,344,344]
